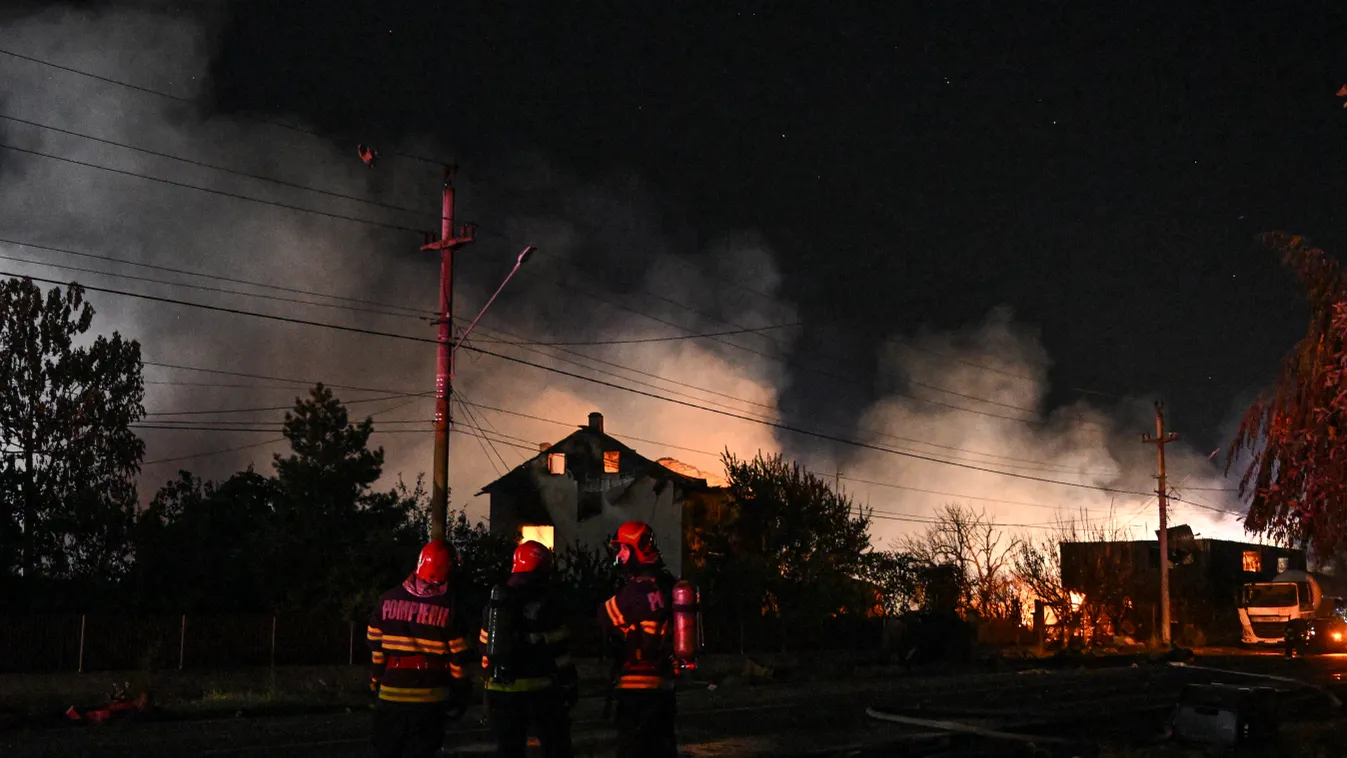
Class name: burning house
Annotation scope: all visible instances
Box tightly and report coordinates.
[1058,525,1305,645]
[477,412,728,577]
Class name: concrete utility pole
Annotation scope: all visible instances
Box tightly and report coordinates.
[1142,400,1179,648]
[420,166,476,542]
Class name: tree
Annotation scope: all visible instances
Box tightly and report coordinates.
[1228,233,1347,557]
[131,469,276,612]
[705,451,872,649]
[444,508,516,614]
[261,384,424,616]
[902,503,1021,619]
[0,278,145,584]
[857,550,923,617]
[1012,511,1131,643]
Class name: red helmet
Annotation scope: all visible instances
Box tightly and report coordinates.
[513,540,554,574]
[415,540,456,583]
[611,520,660,566]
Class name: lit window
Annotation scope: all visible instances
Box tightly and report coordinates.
[1243,550,1261,572]
[520,525,554,550]
[547,453,566,475]
[1278,556,1290,574]
[603,450,620,474]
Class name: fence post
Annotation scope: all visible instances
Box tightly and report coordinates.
[78,614,86,673]
[348,621,354,665]
[179,614,186,670]
[270,615,277,668]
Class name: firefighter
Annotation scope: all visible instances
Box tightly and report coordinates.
[366,540,475,758]
[598,520,679,758]
[478,540,578,758]
[1285,617,1310,658]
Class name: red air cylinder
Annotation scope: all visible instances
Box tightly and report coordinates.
[672,580,701,671]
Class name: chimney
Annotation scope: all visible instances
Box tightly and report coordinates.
[588,412,604,433]
[539,442,550,452]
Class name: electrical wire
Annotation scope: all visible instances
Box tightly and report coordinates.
[0,112,439,221]
[7,109,1070,420]
[0,46,452,166]
[0,142,426,234]
[3,237,800,347]
[0,237,432,316]
[5,49,1113,411]
[0,247,425,321]
[3,267,1222,503]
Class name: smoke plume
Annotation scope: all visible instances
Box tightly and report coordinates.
[0,4,1254,548]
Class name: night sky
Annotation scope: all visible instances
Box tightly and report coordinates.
[3,2,1347,537]
[206,1,1347,456]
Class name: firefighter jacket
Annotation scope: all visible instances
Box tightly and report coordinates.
[477,572,578,693]
[598,565,677,690]
[366,575,474,705]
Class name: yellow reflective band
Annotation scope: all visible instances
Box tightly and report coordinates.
[450,663,465,679]
[481,656,489,669]
[478,629,489,644]
[485,676,555,692]
[377,685,450,703]
[448,637,470,654]
[366,626,383,640]
[371,651,386,664]
[605,597,626,627]
[381,634,448,654]
[617,674,674,690]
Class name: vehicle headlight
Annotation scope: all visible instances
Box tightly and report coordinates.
[1333,631,1343,643]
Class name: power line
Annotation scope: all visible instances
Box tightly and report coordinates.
[4,270,1222,504]
[0,247,424,322]
[144,390,420,417]
[9,60,1096,413]
[464,319,1114,476]
[5,237,798,347]
[133,364,1227,524]
[12,110,1074,418]
[513,255,1052,424]
[0,142,426,234]
[467,321,803,346]
[141,437,286,466]
[144,361,418,396]
[0,46,450,167]
[0,237,432,316]
[0,112,438,221]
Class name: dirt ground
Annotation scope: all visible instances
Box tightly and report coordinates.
[2,648,1345,756]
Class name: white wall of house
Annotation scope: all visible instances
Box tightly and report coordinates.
[485,430,688,577]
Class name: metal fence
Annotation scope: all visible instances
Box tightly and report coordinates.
[0,612,893,674]
[0,614,367,674]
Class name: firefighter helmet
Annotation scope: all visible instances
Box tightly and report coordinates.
[512,540,554,574]
[415,540,456,583]
[611,520,660,566]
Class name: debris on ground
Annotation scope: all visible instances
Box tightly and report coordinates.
[64,681,152,725]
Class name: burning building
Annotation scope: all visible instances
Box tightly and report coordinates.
[476,412,727,577]
[1058,525,1305,645]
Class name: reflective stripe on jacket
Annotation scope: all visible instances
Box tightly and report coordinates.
[367,576,474,704]
[479,572,578,693]
[598,567,676,690]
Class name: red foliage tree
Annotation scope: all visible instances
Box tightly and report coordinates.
[1228,233,1347,556]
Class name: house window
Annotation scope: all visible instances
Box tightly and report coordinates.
[603,450,620,474]
[520,525,554,550]
[1277,556,1290,574]
[547,453,566,475]
[1242,550,1261,573]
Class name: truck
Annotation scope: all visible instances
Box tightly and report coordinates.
[1238,569,1347,645]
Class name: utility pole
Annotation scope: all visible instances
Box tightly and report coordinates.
[420,166,475,542]
[1142,400,1179,648]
